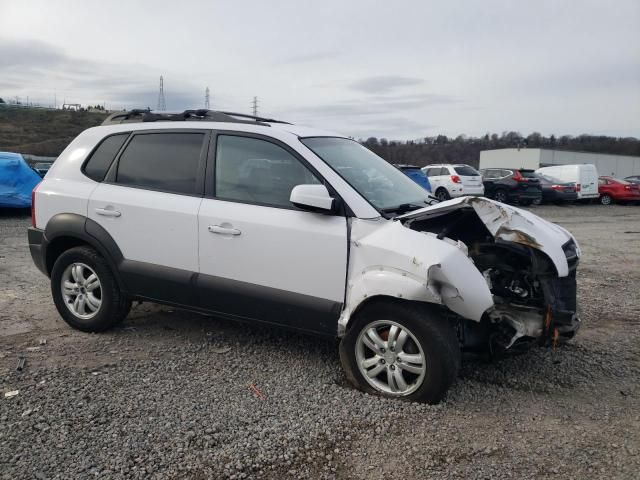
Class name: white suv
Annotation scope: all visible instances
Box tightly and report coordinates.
[422,164,484,201]
[28,110,581,403]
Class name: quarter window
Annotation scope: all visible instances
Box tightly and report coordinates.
[83,133,129,182]
[215,135,320,208]
[115,133,205,195]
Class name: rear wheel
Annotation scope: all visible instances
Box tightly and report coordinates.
[435,188,450,201]
[493,189,508,203]
[599,194,612,205]
[51,246,131,332]
[339,301,460,404]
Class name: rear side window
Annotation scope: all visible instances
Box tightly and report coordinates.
[83,133,129,181]
[426,167,441,177]
[453,165,479,176]
[115,133,205,195]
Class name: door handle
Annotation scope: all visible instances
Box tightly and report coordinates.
[208,225,241,236]
[95,207,121,217]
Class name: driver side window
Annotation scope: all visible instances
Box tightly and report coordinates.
[215,135,320,208]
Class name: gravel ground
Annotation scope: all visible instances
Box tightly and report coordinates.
[1,204,639,479]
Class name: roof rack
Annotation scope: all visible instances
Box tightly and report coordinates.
[101,109,291,126]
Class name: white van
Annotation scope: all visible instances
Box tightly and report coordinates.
[536,164,599,200]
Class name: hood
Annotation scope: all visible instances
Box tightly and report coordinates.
[396,196,579,277]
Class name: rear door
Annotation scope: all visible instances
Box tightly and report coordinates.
[197,132,348,335]
[579,166,598,198]
[87,130,208,304]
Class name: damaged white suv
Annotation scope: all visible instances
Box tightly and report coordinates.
[29,110,581,403]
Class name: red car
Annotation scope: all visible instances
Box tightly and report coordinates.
[598,176,640,205]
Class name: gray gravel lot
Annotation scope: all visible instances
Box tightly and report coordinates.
[1,204,639,479]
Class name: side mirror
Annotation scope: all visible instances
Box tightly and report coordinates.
[290,184,335,213]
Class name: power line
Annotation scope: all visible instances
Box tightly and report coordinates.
[252,96,258,116]
[157,75,166,111]
[205,87,210,109]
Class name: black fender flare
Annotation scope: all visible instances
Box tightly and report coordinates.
[43,213,128,291]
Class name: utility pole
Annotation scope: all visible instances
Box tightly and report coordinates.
[157,75,166,111]
[251,96,258,116]
[205,87,210,109]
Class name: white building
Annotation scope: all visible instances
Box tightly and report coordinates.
[479,148,640,178]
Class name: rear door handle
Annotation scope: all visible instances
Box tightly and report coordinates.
[95,207,121,217]
[208,225,241,236]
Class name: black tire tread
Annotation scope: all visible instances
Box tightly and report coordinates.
[50,246,131,332]
[339,300,460,404]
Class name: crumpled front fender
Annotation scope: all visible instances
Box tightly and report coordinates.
[339,219,494,335]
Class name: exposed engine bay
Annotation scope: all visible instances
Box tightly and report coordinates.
[401,200,580,353]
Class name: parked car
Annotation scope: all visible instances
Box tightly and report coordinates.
[479,168,542,205]
[394,164,431,192]
[535,173,578,204]
[422,164,484,201]
[535,164,599,201]
[33,162,52,178]
[598,176,640,205]
[28,109,581,403]
[624,175,640,185]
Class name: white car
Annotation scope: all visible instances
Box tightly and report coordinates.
[535,164,599,200]
[422,164,485,201]
[28,110,581,403]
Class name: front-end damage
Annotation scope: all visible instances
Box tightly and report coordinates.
[341,197,580,353]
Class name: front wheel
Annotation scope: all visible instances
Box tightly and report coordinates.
[599,194,612,205]
[339,302,460,404]
[51,246,131,332]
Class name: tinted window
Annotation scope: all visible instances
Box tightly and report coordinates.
[501,169,513,178]
[216,135,319,208]
[453,165,479,176]
[439,167,450,175]
[482,169,498,179]
[84,133,129,181]
[425,167,440,177]
[115,133,204,194]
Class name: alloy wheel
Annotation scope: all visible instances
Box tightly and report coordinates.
[355,320,427,396]
[61,262,102,319]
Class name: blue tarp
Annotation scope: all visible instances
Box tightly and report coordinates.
[0,152,42,208]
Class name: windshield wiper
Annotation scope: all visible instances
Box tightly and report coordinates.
[381,202,427,215]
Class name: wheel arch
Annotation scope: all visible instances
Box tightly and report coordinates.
[43,213,126,291]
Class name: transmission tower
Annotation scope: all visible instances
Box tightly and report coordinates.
[205,87,210,109]
[157,75,166,111]
[252,96,258,116]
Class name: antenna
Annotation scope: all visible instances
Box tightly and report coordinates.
[252,96,258,116]
[157,75,166,111]
[205,87,210,109]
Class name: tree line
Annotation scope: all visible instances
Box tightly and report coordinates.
[360,132,640,168]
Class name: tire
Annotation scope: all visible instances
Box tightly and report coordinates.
[599,194,612,205]
[339,301,460,404]
[435,188,450,201]
[493,189,508,203]
[50,246,131,332]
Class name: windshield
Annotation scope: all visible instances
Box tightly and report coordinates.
[301,137,433,213]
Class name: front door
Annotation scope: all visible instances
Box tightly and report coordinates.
[197,133,348,335]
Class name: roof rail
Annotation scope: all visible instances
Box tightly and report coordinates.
[101,109,291,126]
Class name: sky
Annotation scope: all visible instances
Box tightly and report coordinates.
[0,0,638,140]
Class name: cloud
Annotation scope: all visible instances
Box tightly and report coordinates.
[280,51,339,64]
[0,37,202,110]
[349,76,425,94]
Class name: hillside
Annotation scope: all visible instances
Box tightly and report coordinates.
[0,107,108,157]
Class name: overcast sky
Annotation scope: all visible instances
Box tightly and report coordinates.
[1,0,638,139]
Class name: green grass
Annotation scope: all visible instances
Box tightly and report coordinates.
[0,107,108,157]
